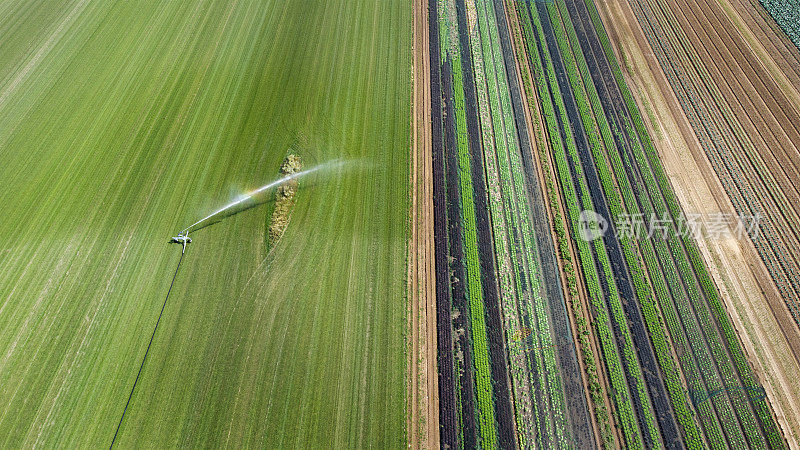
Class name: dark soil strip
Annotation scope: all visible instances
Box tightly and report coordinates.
[494,0,595,446]
[111,250,185,448]
[428,0,459,446]
[454,1,517,447]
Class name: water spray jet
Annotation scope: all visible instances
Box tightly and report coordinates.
[172,158,347,244]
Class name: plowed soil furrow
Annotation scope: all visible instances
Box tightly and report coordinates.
[628,0,800,325]
[730,0,800,86]
[668,0,800,305]
[683,0,800,147]
[629,0,798,310]
[592,0,800,444]
[671,0,800,221]
[655,0,800,312]
[408,0,439,446]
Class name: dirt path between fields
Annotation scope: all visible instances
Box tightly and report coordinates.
[596,0,800,445]
[407,0,438,447]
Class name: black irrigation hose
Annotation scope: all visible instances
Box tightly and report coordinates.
[110,249,185,448]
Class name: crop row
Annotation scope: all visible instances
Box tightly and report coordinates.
[546,0,726,447]
[559,0,744,445]
[645,0,800,323]
[582,0,786,446]
[437,0,499,446]
[507,1,618,446]
[515,2,654,447]
[516,0,775,446]
[468,1,538,446]
[537,3,677,447]
[568,1,741,446]
[576,0,754,444]
[468,0,575,446]
[463,0,541,446]
[427,0,460,445]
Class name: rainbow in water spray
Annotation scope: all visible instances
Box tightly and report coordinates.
[178,159,347,236]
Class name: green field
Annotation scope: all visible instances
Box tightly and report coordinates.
[0,0,411,446]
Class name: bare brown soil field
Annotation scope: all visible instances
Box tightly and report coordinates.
[594,0,800,444]
[669,0,800,217]
[725,0,800,90]
[622,0,800,322]
[407,0,438,446]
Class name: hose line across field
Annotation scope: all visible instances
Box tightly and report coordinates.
[109,158,349,446]
[110,249,185,448]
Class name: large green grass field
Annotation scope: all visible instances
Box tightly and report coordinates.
[0,0,411,446]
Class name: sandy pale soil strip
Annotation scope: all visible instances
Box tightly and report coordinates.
[408,0,438,446]
[594,0,800,446]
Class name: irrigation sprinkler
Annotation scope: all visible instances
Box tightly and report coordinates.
[169,232,191,254]
[171,159,346,245]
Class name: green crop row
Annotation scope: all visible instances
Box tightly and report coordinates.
[507,2,616,446]
[543,1,719,447]
[575,0,748,446]
[467,0,582,446]
[472,0,572,446]
[438,0,499,446]
[552,0,738,446]
[540,2,667,446]
[470,0,572,445]
[515,2,647,447]
[475,0,573,442]
[462,2,536,446]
